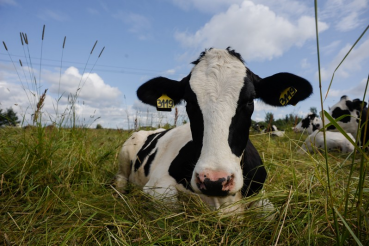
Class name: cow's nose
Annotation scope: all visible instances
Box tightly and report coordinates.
[195,172,235,197]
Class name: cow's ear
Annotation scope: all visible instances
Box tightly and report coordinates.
[352,99,367,111]
[137,76,187,106]
[255,72,313,106]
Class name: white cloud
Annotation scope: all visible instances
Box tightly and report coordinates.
[320,37,369,81]
[0,66,127,128]
[175,1,328,61]
[43,67,121,107]
[113,11,151,33]
[321,0,368,32]
[87,8,99,15]
[38,9,69,22]
[322,40,341,55]
[336,12,360,32]
[171,0,243,13]
[327,78,369,99]
[301,58,310,69]
[0,0,16,6]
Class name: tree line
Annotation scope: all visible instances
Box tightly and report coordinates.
[0,108,20,127]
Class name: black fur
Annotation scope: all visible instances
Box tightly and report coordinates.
[331,107,351,123]
[134,130,170,172]
[255,73,313,106]
[168,141,197,192]
[144,150,157,176]
[241,140,267,197]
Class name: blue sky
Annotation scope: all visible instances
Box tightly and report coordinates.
[0,0,368,128]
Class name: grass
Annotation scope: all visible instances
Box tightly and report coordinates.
[1,8,369,244]
[1,127,368,245]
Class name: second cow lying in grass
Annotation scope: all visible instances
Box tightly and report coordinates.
[299,130,355,154]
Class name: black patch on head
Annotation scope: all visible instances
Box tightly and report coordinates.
[226,47,244,64]
[301,117,311,129]
[341,95,348,100]
[312,123,320,131]
[241,140,267,197]
[134,130,170,172]
[327,125,337,130]
[228,80,255,157]
[168,86,204,192]
[144,150,157,176]
[331,107,351,123]
[246,69,262,83]
[168,141,199,192]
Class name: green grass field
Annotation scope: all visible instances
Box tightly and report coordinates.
[1,126,368,245]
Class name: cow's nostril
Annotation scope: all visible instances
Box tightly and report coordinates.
[195,173,235,197]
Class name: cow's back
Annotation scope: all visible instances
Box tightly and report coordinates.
[116,125,192,192]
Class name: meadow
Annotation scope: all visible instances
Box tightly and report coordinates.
[1,4,369,244]
[1,124,368,245]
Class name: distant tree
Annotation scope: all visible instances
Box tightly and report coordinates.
[96,124,103,129]
[265,112,274,124]
[0,108,20,127]
[310,107,318,115]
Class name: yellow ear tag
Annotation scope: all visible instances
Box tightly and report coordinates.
[279,87,297,106]
[156,94,174,111]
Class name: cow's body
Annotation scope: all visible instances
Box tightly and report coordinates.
[116,48,313,211]
[293,113,322,134]
[324,95,368,145]
[299,130,355,154]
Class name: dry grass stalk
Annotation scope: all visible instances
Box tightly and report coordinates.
[33,89,48,123]
[174,107,178,127]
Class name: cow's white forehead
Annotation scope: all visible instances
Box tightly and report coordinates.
[189,49,247,106]
[330,96,351,111]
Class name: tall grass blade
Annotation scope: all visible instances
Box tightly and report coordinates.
[334,207,363,246]
[324,25,369,100]
[39,25,45,94]
[314,0,340,243]
[60,212,97,245]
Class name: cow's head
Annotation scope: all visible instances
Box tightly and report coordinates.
[137,48,312,197]
[325,95,367,137]
[294,113,322,134]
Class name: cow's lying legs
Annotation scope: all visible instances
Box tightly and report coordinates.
[115,147,133,193]
[143,176,179,202]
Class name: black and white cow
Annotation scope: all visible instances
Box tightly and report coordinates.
[323,95,368,145]
[299,130,355,154]
[293,112,322,134]
[115,48,313,211]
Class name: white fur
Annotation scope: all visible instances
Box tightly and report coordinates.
[116,124,248,210]
[299,130,355,154]
[323,96,361,137]
[189,49,247,194]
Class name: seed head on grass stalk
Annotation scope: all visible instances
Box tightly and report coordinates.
[33,89,48,124]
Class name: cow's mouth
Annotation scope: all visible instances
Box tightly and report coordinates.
[195,174,235,197]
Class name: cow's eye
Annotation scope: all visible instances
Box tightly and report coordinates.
[247,99,254,105]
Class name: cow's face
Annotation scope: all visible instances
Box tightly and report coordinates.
[294,113,321,133]
[137,48,312,197]
[326,95,366,136]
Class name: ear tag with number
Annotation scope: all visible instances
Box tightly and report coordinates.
[156,94,174,112]
[279,87,297,106]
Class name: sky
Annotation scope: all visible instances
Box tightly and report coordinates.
[0,0,368,129]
